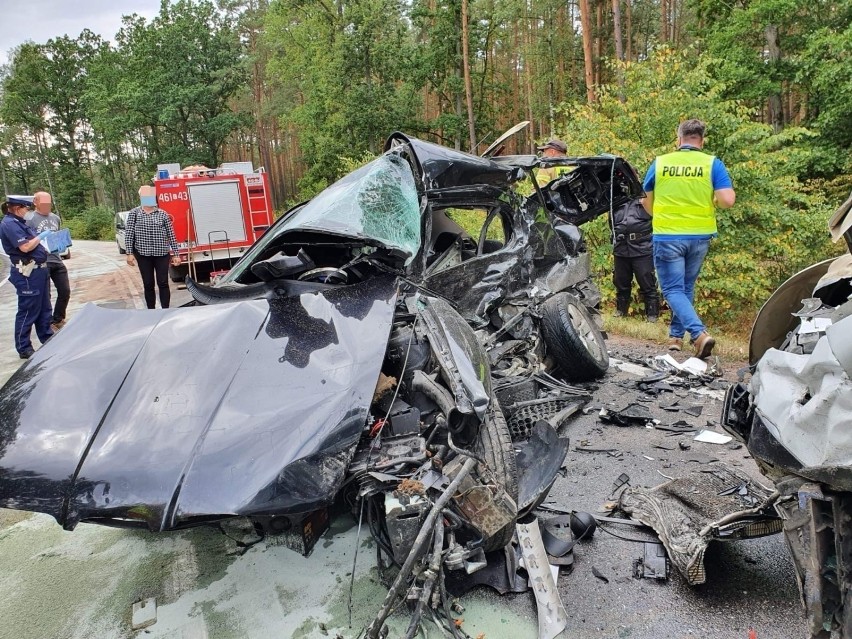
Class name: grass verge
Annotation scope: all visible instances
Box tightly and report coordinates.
[603,312,750,362]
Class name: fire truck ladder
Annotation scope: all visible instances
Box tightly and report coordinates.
[246,171,273,240]
[207,230,233,281]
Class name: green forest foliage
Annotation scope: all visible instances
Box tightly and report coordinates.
[559,47,845,327]
[0,0,849,325]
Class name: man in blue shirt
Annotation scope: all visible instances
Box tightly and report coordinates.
[0,196,54,359]
[642,120,736,358]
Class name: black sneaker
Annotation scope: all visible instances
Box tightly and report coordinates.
[19,349,35,360]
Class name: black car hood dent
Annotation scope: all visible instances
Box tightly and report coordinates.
[0,275,398,530]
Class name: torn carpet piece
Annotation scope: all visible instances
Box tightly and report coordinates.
[618,462,782,585]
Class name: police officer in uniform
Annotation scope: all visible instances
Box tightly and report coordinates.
[0,195,54,359]
[611,197,659,322]
[642,119,736,358]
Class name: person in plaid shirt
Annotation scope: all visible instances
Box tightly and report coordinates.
[125,185,181,309]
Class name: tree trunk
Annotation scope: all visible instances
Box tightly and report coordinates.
[660,0,668,42]
[461,0,477,152]
[454,8,464,151]
[0,151,9,196]
[612,0,625,101]
[765,23,782,132]
[594,0,603,86]
[612,0,624,61]
[579,0,597,103]
[524,16,536,146]
[626,0,632,61]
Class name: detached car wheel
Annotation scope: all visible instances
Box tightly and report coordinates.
[541,292,609,382]
[474,401,519,551]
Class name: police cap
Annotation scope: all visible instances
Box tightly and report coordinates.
[4,195,34,209]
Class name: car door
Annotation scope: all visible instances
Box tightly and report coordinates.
[422,202,526,324]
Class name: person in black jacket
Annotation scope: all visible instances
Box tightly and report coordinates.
[611,198,660,322]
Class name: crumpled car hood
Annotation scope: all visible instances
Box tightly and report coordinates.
[0,275,397,530]
[750,313,852,477]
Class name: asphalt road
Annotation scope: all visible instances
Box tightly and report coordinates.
[0,240,807,638]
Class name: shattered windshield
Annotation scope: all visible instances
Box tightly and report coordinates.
[285,153,420,259]
[267,153,420,261]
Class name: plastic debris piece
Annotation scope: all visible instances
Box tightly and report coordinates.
[611,358,654,377]
[131,598,157,630]
[654,354,684,372]
[569,512,597,539]
[683,453,720,464]
[592,566,609,583]
[516,518,569,639]
[694,430,733,444]
[680,357,708,376]
[638,371,669,383]
[599,403,654,427]
[612,473,630,493]
[633,542,669,581]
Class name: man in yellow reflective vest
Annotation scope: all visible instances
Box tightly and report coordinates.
[536,139,572,184]
[642,119,736,359]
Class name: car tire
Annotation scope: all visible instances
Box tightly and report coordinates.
[541,292,609,382]
[474,400,519,551]
[117,242,126,255]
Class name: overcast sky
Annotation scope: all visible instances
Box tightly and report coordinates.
[0,0,161,65]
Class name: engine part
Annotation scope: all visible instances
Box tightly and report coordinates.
[385,325,432,384]
[410,370,475,435]
[444,456,516,544]
[385,492,430,565]
[387,399,421,437]
[349,434,426,476]
[253,509,329,557]
[445,543,529,596]
[365,456,478,639]
[444,538,488,574]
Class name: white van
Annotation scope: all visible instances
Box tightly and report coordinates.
[115,211,129,254]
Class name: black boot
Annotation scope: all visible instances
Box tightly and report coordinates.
[615,297,630,317]
[645,296,660,323]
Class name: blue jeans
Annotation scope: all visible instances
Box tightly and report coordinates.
[653,238,711,340]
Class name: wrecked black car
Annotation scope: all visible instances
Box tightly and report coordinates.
[197,131,642,383]
[723,191,852,638]
[0,131,640,636]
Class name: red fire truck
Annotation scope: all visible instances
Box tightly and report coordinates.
[153,162,275,282]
